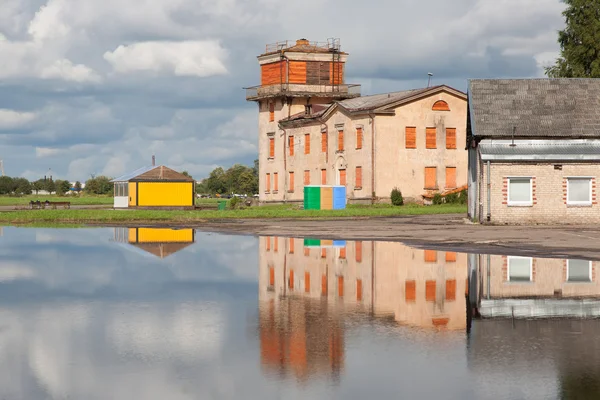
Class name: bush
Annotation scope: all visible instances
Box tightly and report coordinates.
[229,196,241,209]
[445,192,459,204]
[458,189,468,205]
[390,187,404,206]
[432,193,443,205]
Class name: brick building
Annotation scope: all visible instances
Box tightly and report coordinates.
[467,79,600,224]
[246,39,468,204]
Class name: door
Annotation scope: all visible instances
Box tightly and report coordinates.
[128,182,137,206]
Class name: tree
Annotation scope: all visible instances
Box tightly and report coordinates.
[14,178,32,195]
[0,176,15,195]
[85,176,113,195]
[206,167,227,194]
[74,181,82,192]
[44,179,56,194]
[56,180,71,195]
[33,179,44,195]
[546,0,600,78]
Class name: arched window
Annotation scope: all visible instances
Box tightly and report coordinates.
[432,100,450,111]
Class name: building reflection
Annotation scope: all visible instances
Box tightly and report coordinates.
[113,227,195,259]
[258,236,469,381]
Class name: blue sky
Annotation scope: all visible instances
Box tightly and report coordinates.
[0,0,566,181]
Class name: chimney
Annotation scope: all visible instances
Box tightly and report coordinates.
[296,38,309,46]
[152,155,155,166]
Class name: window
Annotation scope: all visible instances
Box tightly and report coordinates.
[405,280,416,302]
[322,274,327,295]
[356,127,363,149]
[321,248,326,258]
[567,178,592,205]
[445,279,456,301]
[405,127,416,149]
[304,170,310,185]
[355,166,362,189]
[446,128,456,149]
[288,136,294,156]
[567,259,592,282]
[321,131,327,152]
[338,276,344,297]
[356,241,362,262]
[269,137,274,158]
[289,238,294,254]
[425,167,437,189]
[273,172,278,192]
[289,171,294,192]
[339,247,346,259]
[269,266,274,286]
[508,177,532,206]
[507,256,532,282]
[269,102,275,122]
[266,237,271,251]
[289,269,294,289]
[426,127,436,149]
[445,167,456,189]
[424,250,437,263]
[445,252,457,262]
[321,169,327,185]
[338,130,344,151]
[305,272,310,293]
[432,100,450,111]
[339,169,347,186]
[356,279,363,301]
[274,237,278,252]
[425,280,436,302]
[304,133,310,154]
[265,173,270,192]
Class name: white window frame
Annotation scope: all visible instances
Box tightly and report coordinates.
[566,177,593,206]
[507,256,533,282]
[567,259,592,282]
[507,177,533,206]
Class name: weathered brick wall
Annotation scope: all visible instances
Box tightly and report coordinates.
[482,163,600,224]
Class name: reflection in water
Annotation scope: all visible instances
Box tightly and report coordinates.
[113,227,195,258]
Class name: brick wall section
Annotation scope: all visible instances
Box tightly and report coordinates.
[484,163,600,224]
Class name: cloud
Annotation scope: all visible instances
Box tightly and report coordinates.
[104,41,228,77]
[0,109,36,130]
[39,59,101,83]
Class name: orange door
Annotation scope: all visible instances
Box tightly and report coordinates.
[339,169,347,186]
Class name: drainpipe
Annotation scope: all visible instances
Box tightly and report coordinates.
[279,122,287,202]
[369,113,376,202]
[486,160,491,222]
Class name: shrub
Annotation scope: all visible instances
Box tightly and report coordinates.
[390,187,404,206]
[445,192,459,204]
[458,189,468,205]
[432,193,443,205]
[228,196,241,209]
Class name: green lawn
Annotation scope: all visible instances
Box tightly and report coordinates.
[0,203,466,225]
[0,195,113,206]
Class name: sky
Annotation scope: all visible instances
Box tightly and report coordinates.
[0,0,566,182]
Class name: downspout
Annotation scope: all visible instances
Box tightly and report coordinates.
[486,160,491,222]
[369,113,376,202]
[279,122,287,202]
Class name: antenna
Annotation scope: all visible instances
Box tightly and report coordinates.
[510,126,517,147]
[427,72,433,88]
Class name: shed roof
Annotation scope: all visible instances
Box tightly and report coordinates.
[111,165,194,182]
[479,139,600,161]
[469,79,600,139]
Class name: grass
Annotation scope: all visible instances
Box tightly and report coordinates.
[0,203,466,226]
[0,194,113,206]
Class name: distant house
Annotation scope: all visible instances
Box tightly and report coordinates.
[467,79,600,224]
[111,165,195,209]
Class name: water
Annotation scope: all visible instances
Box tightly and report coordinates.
[0,227,599,399]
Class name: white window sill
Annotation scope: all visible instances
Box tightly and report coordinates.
[566,202,592,207]
[507,203,533,207]
[504,281,534,284]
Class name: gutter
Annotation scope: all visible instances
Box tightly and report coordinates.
[369,113,376,201]
[278,122,288,202]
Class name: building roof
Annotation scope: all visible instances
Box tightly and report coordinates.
[479,139,600,161]
[469,79,600,139]
[111,166,194,182]
[133,242,195,259]
[280,85,466,126]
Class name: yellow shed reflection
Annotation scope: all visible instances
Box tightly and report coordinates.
[113,227,195,259]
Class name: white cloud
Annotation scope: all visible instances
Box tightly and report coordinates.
[35,147,63,158]
[0,109,36,129]
[40,59,101,83]
[104,41,228,77]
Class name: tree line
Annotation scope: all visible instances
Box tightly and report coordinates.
[195,161,258,195]
[0,175,113,196]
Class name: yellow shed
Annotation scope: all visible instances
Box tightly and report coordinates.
[111,165,195,209]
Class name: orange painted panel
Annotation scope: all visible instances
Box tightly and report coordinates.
[289,238,295,254]
[339,247,346,259]
[424,250,437,262]
[274,237,278,252]
[425,167,437,189]
[446,128,456,149]
[321,248,327,258]
[321,169,327,185]
[305,271,310,293]
[329,62,344,84]
[405,280,416,302]
[289,136,294,156]
[269,137,274,158]
[261,61,285,85]
[356,127,363,149]
[274,172,278,192]
[339,169,347,186]
[338,276,344,297]
[304,133,310,154]
[288,61,307,84]
[356,279,363,301]
[266,173,270,192]
[304,247,310,256]
[289,269,294,289]
[338,130,344,151]
[269,102,275,122]
[304,170,310,185]
[446,279,456,301]
[289,172,294,192]
[356,241,362,262]
[355,166,362,188]
[269,267,274,286]
[445,251,457,262]
[321,132,327,152]
[445,167,457,189]
[426,280,436,302]
[432,100,450,111]
[432,317,450,327]
[322,274,327,295]
[266,237,271,251]
[405,127,416,149]
[426,127,436,149]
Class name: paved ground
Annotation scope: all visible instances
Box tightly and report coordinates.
[182,214,600,260]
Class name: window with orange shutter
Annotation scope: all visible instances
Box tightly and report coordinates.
[339,169,347,186]
[273,172,278,192]
[424,167,437,189]
[405,280,416,302]
[338,130,344,151]
[289,136,294,156]
[355,166,362,189]
[274,237,278,252]
[339,247,346,259]
[432,100,450,111]
[266,237,271,251]
[322,274,327,295]
[355,241,362,262]
[269,266,274,286]
[356,279,363,301]
[305,272,310,293]
[289,269,294,289]
[445,167,456,189]
[445,252,457,262]
[321,248,326,258]
[269,102,275,122]
[265,173,270,192]
[356,127,363,149]
[321,131,327,152]
[289,238,294,253]
[424,250,437,263]
[425,280,436,301]
[304,170,310,185]
[426,127,436,149]
[269,137,274,158]
[405,127,416,149]
[321,169,327,185]
[304,247,310,256]
[304,133,310,154]
[338,276,344,297]
[289,171,294,192]
[446,279,456,301]
[446,128,456,149]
